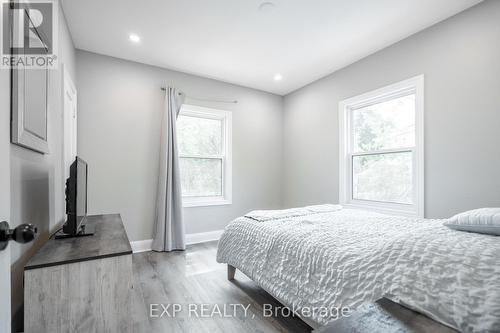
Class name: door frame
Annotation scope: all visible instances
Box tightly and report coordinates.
[62,65,78,179]
[0,44,12,333]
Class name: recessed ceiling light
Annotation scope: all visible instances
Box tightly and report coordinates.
[274,74,283,81]
[129,34,141,43]
[258,2,275,12]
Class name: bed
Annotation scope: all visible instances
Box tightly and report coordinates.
[216,205,500,332]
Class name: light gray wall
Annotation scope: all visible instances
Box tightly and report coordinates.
[9,4,76,330]
[282,0,500,218]
[76,50,283,241]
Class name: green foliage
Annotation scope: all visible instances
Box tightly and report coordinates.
[351,94,416,204]
[354,110,395,153]
[177,115,223,196]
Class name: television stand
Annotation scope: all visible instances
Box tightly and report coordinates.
[24,214,132,332]
[54,223,96,239]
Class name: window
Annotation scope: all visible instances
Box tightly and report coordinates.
[177,105,232,207]
[339,75,424,217]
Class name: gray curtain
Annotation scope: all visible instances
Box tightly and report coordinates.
[152,87,185,251]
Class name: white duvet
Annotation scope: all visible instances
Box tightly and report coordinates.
[216,205,500,332]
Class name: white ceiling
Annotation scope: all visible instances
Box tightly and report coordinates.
[61,0,481,95]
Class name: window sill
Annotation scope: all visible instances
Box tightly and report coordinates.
[182,199,232,208]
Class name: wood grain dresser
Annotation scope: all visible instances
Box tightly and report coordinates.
[24,214,133,333]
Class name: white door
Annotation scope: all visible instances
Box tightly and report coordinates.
[63,66,77,177]
[0,62,12,332]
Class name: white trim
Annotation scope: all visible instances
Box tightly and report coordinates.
[178,105,233,208]
[130,239,153,253]
[338,75,424,217]
[185,229,224,245]
[129,230,224,253]
[182,198,232,208]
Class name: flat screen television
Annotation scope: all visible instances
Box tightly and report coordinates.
[57,157,94,238]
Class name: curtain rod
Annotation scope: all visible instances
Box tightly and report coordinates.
[160,87,238,104]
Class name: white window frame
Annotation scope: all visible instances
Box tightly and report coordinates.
[338,75,424,217]
[178,104,232,208]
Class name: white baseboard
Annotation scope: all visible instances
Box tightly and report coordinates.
[186,229,224,245]
[130,229,224,253]
[130,239,153,253]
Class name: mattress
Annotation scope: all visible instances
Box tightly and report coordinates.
[216,206,500,332]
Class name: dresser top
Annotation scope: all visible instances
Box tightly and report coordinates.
[25,214,132,270]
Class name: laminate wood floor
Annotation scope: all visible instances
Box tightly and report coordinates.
[132,241,312,333]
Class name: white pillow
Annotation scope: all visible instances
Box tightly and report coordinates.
[444,208,500,236]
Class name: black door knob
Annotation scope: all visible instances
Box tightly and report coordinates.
[0,221,38,251]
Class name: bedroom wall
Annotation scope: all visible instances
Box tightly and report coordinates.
[8,4,77,330]
[76,50,283,241]
[282,0,500,218]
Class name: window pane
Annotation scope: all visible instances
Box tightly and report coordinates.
[180,158,222,197]
[177,115,222,156]
[352,152,413,204]
[352,94,415,152]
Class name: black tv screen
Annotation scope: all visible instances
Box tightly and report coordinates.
[63,157,88,235]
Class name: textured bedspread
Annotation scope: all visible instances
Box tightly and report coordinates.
[216,206,500,332]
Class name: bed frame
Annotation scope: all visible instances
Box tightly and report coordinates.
[228,264,236,280]
[227,264,321,330]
